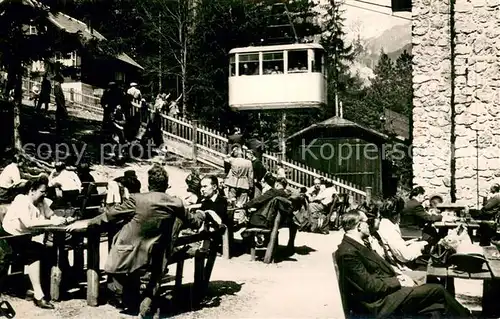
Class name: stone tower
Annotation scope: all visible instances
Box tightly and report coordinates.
[412,0,500,206]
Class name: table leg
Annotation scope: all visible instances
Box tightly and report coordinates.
[50,232,66,301]
[482,279,500,317]
[86,229,100,306]
[192,253,205,305]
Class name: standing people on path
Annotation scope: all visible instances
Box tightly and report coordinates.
[100,82,122,139]
[31,82,40,107]
[126,82,142,104]
[227,127,244,154]
[147,93,166,149]
[53,75,67,136]
[224,146,253,209]
[36,74,51,111]
[246,149,266,199]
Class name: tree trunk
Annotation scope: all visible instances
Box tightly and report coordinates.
[6,61,23,151]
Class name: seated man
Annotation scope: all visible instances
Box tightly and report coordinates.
[0,152,28,203]
[305,177,324,202]
[200,175,228,225]
[400,186,442,245]
[241,177,297,253]
[335,210,472,318]
[2,175,67,309]
[242,176,289,216]
[308,180,337,215]
[48,162,82,207]
[106,170,142,209]
[66,164,205,313]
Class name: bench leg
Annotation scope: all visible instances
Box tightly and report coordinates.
[263,231,279,264]
[50,232,66,301]
[86,230,100,307]
[202,247,218,295]
[174,259,184,304]
[222,228,231,259]
[249,236,256,261]
[192,254,205,306]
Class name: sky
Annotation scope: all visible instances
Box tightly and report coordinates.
[320,0,412,40]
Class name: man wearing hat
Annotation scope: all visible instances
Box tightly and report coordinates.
[106,170,141,207]
[53,75,67,135]
[127,82,142,103]
[101,82,123,139]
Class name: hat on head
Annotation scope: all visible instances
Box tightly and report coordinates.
[124,170,137,179]
[429,194,444,202]
[130,82,137,87]
[78,163,91,173]
[185,172,201,194]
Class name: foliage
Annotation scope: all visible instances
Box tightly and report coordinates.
[320,0,354,117]
[0,0,90,150]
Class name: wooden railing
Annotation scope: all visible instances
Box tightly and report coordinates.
[21,78,368,203]
[130,107,368,203]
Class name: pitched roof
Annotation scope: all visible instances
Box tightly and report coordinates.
[287,116,389,141]
[47,12,143,70]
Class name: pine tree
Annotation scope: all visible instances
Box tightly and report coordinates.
[0,0,85,151]
[320,0,355,117]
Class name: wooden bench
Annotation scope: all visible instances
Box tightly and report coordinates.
[243,211,282,264]
[331,252,349,317]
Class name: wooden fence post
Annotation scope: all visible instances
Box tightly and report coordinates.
[365,186,372,203]
[192,119,198,161]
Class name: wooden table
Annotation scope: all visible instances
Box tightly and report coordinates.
[426,246,500,316]
[436,203,466,212]
[433,219,496,239]
[38,224,101,306]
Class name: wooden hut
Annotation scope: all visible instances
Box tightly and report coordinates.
[286,116,406,197]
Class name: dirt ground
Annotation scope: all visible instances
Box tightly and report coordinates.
[2,161,484,319]
[0,103,484,318]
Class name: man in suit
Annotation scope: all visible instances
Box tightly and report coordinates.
[335,210,471,318]
[66,164,205,312]
[200,175,228,226]
[400,186,442,242]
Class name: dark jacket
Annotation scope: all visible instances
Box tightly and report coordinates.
[244,188,289,211]
[248,196,292,229]
[335,236,412,318]
[252,158,267,189]
[400,198,442,231]
[200,192,228,225]
[481,194,500,219]
[88,192,201,274]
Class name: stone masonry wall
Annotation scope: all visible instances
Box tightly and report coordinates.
[454,0,500,204]
[412,0,452,200]
[413,0,500,206]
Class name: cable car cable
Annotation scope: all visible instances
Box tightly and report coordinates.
[343,1,412,21]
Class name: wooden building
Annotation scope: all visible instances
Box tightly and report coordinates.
[286,116,406,197]
[30,12,143,95]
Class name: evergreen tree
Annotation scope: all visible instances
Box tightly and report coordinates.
[320,0,354,117]
[0,0,86,151]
